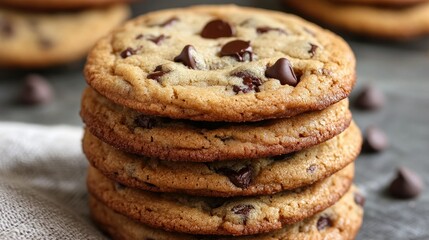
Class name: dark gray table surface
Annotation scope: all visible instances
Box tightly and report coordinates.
[1,1,429,239]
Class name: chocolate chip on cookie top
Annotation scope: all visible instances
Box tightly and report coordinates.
[85,5,355,121]
[201,19,235,38]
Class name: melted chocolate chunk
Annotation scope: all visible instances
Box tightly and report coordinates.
[148,34,169,45]
[135,34,144,40]
[217,166,253,188]
[232,72,262,94]
[220,40,253,62]
[232,85,250,94]
[134,115,156,129]
[147,65,166,81]
[201,19,234,39]
[265,58,298,86]
[147,71,165,81]
[354,192,365,207]
[174,45,197,69]
[256,26,286,34]
[317,216,333,231]
[231,204,254,216]
[0,17,13,37]
[308,43,318,57]
[159,17,179,27]
[154,65,163,72]
[120,47,137,59]
[388,167,424,199]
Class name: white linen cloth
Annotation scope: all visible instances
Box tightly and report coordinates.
[0,122,105,239]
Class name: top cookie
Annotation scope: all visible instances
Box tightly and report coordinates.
[85,5,356,122]
[0,0,132,10]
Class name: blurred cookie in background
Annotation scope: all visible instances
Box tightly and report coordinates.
[0,0,134,11]
[284,0,429,40]
[0,5,130,68]
[331,0,428,6]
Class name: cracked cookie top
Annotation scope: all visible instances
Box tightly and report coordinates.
[85,5,356,122]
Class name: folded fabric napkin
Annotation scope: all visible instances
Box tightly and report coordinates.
[0,122,104,239]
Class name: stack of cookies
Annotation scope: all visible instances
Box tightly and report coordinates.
[285,0,429,39]
[81,5,364,239]
[0,0,130,68]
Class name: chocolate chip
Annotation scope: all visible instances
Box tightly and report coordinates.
[307,164,317,173]
[231,204,254,216]
[147,71,165,81]
[154,65,163,72]
[271,152,296,161]
[217,166,253,188]
[134,115,156,129]
[354,192,365,207]
[220,40,253,62]
[354,85,385,110]
[201,19,234,39]
[135,34,144,40]
[0,17,13,37]
[265,58,298,86]
[148,34,169,45]
[317,216,333,231]
[120,47,137,59]
[174,45,197,69]
[388,167,424,199]
[17,74,54,105]
[308,43,318,57]
[256,26,286,34]
[232,72,262,94]
[147,65,166,81]
[159,17,179,27]
[363,126,388,153]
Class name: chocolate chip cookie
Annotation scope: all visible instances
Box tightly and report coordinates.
[90,185,363,239]
[0,0,132,10]
[0,5,129,68]
[81,88,352,162]
[87,163,354,236]
[84,5,356,122]
[285,0,429,39]
[83,121,361,197]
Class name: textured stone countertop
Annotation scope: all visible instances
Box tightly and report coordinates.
[1,1,428,239]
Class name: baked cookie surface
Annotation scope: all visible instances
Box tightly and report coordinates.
[87,164,354,236]
[0,5,129,68]
[285,0,429,39]
[81,88,352,162]
[83,121,361,197]
[84,5,356,122]
[90,185,363,240]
